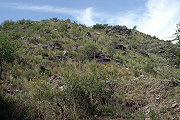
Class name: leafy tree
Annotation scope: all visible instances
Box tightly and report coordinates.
[0,33,18,79]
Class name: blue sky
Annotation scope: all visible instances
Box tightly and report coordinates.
[0,0,180,40]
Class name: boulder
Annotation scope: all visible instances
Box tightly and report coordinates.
[49,75,64,84]
[158,50,165,53]
[51,42,64,50]
[111,26,131,35]
[39,66,46,73]
[86,32,92,37]
[96,57,111,63]
[171,103,179,108]
[115,44,126,51]
[89,53,111,63]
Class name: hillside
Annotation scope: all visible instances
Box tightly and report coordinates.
[0,18,179,120]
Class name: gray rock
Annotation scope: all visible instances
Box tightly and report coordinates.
[115,44,126,51]
[171,103,179,108]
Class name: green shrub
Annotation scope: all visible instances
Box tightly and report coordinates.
[92,24,108,29]
[83,43,100,59]
[0,33,19,79]
[50,17,59,21]
[16,19,32,25]
[1,20,15,29]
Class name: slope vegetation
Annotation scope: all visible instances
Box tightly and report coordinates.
[0,18,179,120]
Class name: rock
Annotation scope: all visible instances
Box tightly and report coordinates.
[58,86,65,91]
[171,116,180,120]
[53,42,64,50]
[174,107,180,112]
[167,81,179,87]
[4,89,11,94]
[97,57,111,63]
[115,59,123,64]
[158,50,165,53]
[63,50,67,55]
[155,95,161,103]
[42,53,49,58]
[91,54,111,63]
[14,89,19,92]
[111,25,131,35]
[171,103,179,108]
[40,66,46,73]
[139,75,145,78]
[134,72,141,77]
[86,32,92,37]
[115,44,126,51]
[49,75,64,84]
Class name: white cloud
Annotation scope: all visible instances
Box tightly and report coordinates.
[75,7,95,26]
[0,2,78,14]
[16,5,77,15]
[138,0,180,40]
[102,0,180,40]
[1,0,180,40]
[0,2,94,25]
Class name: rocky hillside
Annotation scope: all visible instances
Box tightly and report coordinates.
[0,18,179,120]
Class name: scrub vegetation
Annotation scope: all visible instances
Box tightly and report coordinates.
[0,18,179,120]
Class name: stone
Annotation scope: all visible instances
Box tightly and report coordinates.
[111,25,131,35]
[86,32,92,37]
[90,53,111,63]
[115,44,126,51]
[53,42,64,50]
[42,53,49,58]
[168,81,179,87]
[58,86,65,91]
[171,103,179,108]
[40,66,46,73]
[171,116,180,120]
[158,50,165,53]
[97,57,111,63]
[49,75,64,85]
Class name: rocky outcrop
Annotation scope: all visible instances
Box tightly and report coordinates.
[111,26,131,35]
[115,44,126,51]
